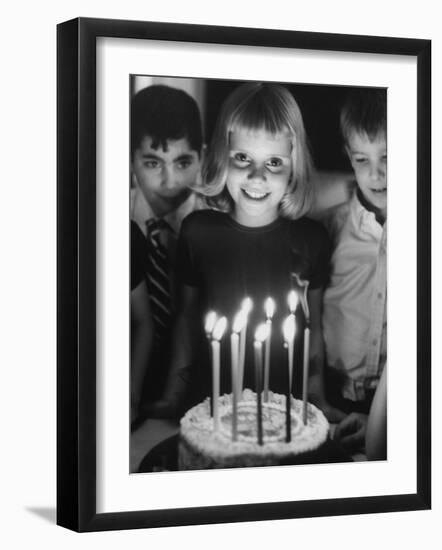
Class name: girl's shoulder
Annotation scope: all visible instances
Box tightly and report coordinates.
[183,208,225,225]
[283,216,331,258]
[285,215,329,241]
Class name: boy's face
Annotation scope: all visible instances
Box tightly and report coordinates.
[346,131,387,218]
[132,136,201,217]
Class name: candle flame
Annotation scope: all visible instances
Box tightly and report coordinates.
[283,315,296,343]
[288,290,298,313]
[212,316,227,341]
[204,311,218,336]
[264,297,275,319]
[241,297,253,315]
[232,309,247,333]
[254,323,270,343]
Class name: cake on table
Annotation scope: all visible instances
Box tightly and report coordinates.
[178,389,329,470]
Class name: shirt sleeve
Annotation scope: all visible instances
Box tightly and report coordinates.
[130,221,147,291]
[321,201,351,248]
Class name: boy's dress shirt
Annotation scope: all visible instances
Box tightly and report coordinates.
[131,184,198,240]
[322,191,387,402]
[131,185,200,297]
[130,184,201,406]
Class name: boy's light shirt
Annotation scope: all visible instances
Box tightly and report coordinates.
[322,190,387,401]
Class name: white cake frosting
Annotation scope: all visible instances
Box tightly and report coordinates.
[179,389,329,470]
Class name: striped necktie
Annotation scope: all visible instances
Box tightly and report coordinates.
[145,219,172,339]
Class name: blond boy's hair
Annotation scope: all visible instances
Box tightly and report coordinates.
[340,88,387,145]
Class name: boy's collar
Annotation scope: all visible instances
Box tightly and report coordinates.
[355,188,386,226]
[131,186,197,235]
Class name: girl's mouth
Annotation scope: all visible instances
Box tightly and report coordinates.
[371,188,387,194]
[241,188,269,201]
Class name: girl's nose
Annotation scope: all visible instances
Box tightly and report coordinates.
[248,164,266,181]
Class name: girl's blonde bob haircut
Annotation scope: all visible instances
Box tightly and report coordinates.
[199,82,314,219]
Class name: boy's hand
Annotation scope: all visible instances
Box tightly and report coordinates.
[309,393,346,423]
[321,402,347,423]
[334,412,368,452]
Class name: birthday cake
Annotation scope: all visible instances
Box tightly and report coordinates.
[178,389,329,470]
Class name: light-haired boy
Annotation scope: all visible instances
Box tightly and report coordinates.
[321,89,387,452]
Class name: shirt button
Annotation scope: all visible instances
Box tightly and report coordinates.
[372,339,378,346]
[377,292,383,299]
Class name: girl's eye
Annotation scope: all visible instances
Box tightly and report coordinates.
[233,152,250,165]
[354,157,367,164]
[266,158,283,169]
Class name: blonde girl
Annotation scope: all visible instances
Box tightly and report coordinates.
[153,82,340,420]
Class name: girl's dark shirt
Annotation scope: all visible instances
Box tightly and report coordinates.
[175,210,331,406]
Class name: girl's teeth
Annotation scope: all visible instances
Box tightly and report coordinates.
[244,189,267,199]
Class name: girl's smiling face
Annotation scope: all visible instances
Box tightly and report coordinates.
[226,129,293,227]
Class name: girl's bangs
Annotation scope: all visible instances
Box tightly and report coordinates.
[229,100,290,137]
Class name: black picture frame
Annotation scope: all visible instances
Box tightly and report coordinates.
[57,17,431,532]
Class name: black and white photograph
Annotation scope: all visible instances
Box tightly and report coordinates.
[54,15,432,533]
[2,0,440,546]
[129,76,388,473]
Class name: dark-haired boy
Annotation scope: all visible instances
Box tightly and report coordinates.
[130,84,204,425]
[321,89,387,452]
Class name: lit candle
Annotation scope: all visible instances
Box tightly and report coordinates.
[302,321,311,425]
[254,323,270,445]
[204,311,218,340]
[205,311,218,416]
[292,275,311,425]
[286,290,298,393]
[238,297,253,394]
[295,275,310,424]
[211,316,227,432]
[263,297,275,402]
[288,290,298,315]
[231,310,247,441]
[283,315,296,442]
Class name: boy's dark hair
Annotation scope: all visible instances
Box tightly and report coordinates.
[340,88,387,144]
[131,84,203,157]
